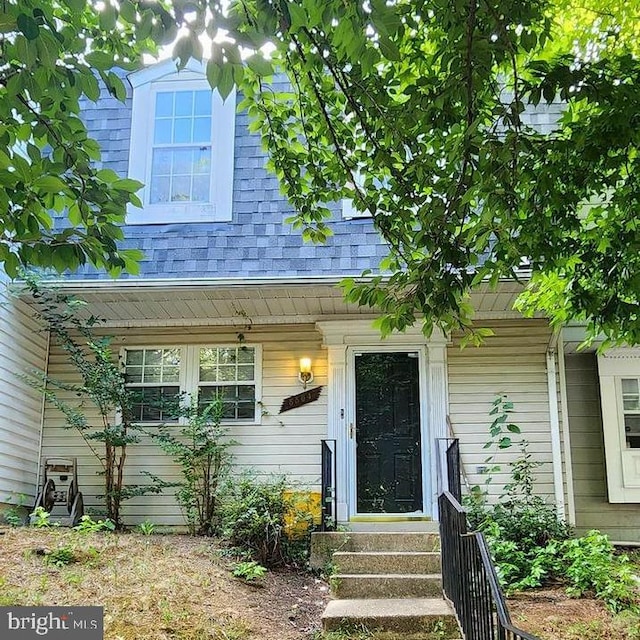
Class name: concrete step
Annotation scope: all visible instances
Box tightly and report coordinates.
[332,574,443,599]
[322,597,460,637]
[311,532,440,568]
[333,551,441,575]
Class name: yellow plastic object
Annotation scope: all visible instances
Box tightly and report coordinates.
[283,490,322,538]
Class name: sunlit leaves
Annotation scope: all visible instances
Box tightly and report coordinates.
[0,0,171,277]
[179,0,640,344]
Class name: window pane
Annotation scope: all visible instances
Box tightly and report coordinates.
[144,366,162,383]
[199,387,219,403]
[171,176,191,202]
[200,348,218,367]
[155,92,173,117]
[625,415,640,448]
[199,367,217,382]
[192,175,210,202]
[150,178,170,204]
[145,350,162,365]
[163,367,180,383]
[218,349,237,365]
[218,365,237,381]
[237,348,255,364]
[174,91,193,116]
[173,118,192,143]
[237,365,254,381]
[154,120,172,144]
[129,386,180,423]
[193,148,211,174]
[193,117,211,143]
[173,148,193,175]
[125,366,142,384]
[238,386,255,400]
[622,379,639,394]
[194,90,212,116]
[126,350,144,365]
[237,403,255,419]
[162,349,180,366]
[624,396,640,411]
[152,149,172,176]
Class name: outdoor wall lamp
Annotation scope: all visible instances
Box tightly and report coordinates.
[299,357,313,388]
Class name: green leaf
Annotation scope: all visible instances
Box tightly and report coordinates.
[33,176,67,193]
[85,51,114,71]
[246,54,273,77]
[17,14,40,40]
[63,0,86,10]
[0,13,17,33]
[217,63,235,101]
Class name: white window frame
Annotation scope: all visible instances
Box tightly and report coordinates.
[597,348,640,502]
[121,344,262,426]
[127,59,236,225]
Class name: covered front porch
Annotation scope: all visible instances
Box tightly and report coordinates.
[26,276,553,529]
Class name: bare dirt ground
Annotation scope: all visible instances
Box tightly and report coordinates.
[0,527,330,640]
[509,587,640,640]
[2,527,639,640]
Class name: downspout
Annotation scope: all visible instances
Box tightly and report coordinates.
[557,333,577,525]
[546,339,566,519]
[34,329,51,502]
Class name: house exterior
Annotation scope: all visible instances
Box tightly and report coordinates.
[2,59,640,541]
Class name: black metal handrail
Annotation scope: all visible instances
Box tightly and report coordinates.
[438,439,541,640]
[320,439,336,531]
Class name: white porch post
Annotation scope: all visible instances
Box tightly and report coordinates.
[427,338,448,519]
[325,344,348,522]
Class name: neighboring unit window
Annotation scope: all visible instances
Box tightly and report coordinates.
[127,60,235,224]
[124,348,181,422]
[198,346,256,420]
[621,378,640,448]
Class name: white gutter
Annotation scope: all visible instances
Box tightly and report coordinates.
[18,270,532,293]
[546,341,566,519]
[557,333,576,525]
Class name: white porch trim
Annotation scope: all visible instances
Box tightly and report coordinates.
[316,319,449,521]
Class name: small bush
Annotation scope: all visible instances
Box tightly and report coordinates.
[73,515,115,533]
[44,546,76,567]
[221,475,313,567]
[232,560,267,582]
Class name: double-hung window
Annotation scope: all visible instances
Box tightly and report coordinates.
[127,60,235,224]
[122,344,260,424]
[123,348,182,423]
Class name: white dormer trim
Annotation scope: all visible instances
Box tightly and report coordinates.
[126,59,236,225]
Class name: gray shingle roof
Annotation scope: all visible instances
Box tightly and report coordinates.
[66,70,561,281]
[68,74,389,280]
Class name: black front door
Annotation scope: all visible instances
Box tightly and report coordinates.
[355,352,423,514]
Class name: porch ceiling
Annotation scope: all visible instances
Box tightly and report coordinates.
[21,277,527,327]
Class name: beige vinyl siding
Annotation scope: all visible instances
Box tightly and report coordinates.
[0,282,48,502]
[447,320,556,501]
[40,324,327,526]
[565,353,640,542]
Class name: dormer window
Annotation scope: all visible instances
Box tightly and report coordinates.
[127,60,235,224]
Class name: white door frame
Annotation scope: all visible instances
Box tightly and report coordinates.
[346,345,429,518]
[317,319,449,521]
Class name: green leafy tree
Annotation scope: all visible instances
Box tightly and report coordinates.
[0,0,178,277]
[26,280,167,527]
[160,0,640,346]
